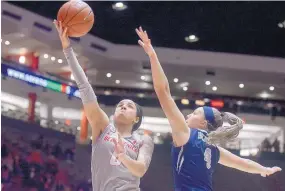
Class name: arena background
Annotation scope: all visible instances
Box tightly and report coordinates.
[1,1,285,191]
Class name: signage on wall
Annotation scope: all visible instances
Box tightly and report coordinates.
[1,63,80,98]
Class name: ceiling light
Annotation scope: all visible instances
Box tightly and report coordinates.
[239,83,244,88]
[137,93,145,98]
[115,80,120,84]
[104,90,111,95]
[141,75,146,80]
[70,74,75,81]
[259,92,270,99]
[269,86,274,91]
[195,100,205,106]
[112,2,127,11]
[181,98,189,105]
[203,98,210,103]
[106,73,112,78]
[212,86,217,91]
[185,35,199,43]
[237,101,243,106]
[51,56,55,61]
[183,86,188,91]
[5,41,10,45]
[44,54,49,58]
[58,59,63,63]
[180,82,189,87]
[205,81,211,85]
[173,78,179,83]
[19,56,26,64]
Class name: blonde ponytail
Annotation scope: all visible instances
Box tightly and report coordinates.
[207,112,243,145]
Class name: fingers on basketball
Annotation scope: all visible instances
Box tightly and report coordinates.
[53,20,59,31]
[63,27,68,37]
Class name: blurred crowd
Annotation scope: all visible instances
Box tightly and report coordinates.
[1,130,91,191]
[261,138,282,153]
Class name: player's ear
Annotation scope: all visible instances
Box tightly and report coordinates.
[200,120,207,128]
[134,117,139,124]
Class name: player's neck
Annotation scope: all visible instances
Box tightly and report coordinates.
[115,123,132,137]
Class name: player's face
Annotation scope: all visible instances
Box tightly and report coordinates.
[185,107,206,129]
[114,99,138,125]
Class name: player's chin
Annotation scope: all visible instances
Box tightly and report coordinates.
[115,113,129,122]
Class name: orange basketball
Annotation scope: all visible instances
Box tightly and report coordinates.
[57,0,94,37]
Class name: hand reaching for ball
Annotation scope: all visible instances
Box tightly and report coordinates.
[136,26,155,57]
[53,20,70,50]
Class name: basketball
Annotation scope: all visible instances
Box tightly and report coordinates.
[57,0,94,37]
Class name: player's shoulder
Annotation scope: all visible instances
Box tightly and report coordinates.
[133,133,154,147]
[142,134,154,145]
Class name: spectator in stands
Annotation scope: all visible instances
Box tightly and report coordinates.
[12,153,21,175]
[45,155,58,176]
[261,138,271,152]
[76,181,90,191]
[28,145,43,170]
[43,140,51,155]
[272,138,280,153]
[3,153,14,172]
[52,141,63,159]
[271,105,278,121]
[1,165,12,189]
[64,147,74,162]
[55,169,69,190]
[1,143,9,158]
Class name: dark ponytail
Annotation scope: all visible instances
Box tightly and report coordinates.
[132,103,143,132]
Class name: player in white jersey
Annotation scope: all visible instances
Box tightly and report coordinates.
[54,20,154,191]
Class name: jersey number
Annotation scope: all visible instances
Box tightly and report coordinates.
[204,148,212,169]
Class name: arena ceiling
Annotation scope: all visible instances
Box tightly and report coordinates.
[2,1,285,101]
[9,1,285,58]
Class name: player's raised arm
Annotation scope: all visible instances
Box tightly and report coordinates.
[136,27,189,147]
[54,20,109,141]
[218,147,282,177]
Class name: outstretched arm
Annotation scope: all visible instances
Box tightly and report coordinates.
[218,147,282,177]
[54,20,109,141]
[136,27,189,147]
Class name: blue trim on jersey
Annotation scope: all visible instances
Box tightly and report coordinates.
[203,106,215,126]
[172,128,220,191]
